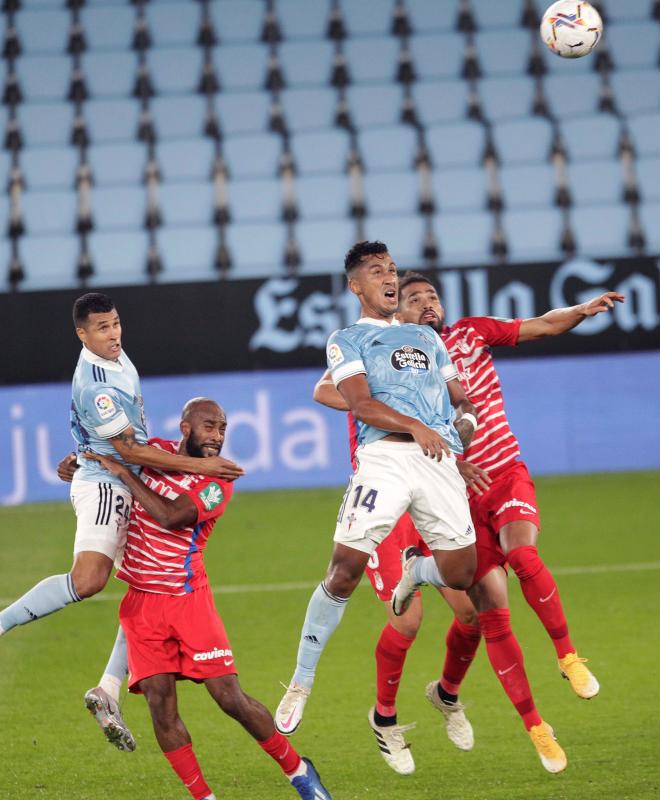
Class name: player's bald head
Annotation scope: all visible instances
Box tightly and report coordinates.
[181,397,224,423]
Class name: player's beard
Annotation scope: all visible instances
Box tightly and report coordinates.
[421,313,443,333]
[185,432,221,459]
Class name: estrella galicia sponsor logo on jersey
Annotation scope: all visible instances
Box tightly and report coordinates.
[193,647,232,662]
[198,482,224,511]
[391,345,430,373]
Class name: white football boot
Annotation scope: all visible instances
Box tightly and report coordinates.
[425,680,474,751]
[367,707,416,775]
[275,682,311,735]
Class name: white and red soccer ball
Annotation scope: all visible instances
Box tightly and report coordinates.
[540,1,604,59]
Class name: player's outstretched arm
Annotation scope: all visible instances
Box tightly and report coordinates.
[338,373,451,460]
[313,369,349,411]
[518,291,625,342]
[446,377,478,451]
[109,426,245,481]
[82,451,198,529]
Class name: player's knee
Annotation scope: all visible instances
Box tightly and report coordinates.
[70,571,107,598]
[325,562,362,597]
[455,607,479,627]
[216,685,249,721]
[444,567,475,592]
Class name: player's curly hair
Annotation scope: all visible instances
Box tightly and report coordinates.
[344,240,388,273]
[73,292,115,327]
[398,270,436,297]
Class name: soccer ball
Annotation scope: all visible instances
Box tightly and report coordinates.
[540,1,603,58]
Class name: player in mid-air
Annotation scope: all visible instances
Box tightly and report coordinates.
[83,397,332,800]
[274,240,483,749]
[0,292,244,752]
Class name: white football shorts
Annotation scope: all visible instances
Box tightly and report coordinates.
[334,439,476,555]
[70,476,132,565]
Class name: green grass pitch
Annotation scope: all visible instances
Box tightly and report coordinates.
[1,471,659,800]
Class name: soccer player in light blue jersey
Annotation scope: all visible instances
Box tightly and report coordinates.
[0,292,244,751]
[275,241,480,743]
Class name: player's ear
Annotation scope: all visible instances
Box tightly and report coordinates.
[180,420,191,438]
[347,273,362,299]
[75,326,87,345]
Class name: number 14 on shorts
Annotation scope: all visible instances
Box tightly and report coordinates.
[338,483,378,523]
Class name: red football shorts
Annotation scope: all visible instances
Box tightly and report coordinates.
[469,459,541,585]
[365,512,432,601]
[119,584,237,692]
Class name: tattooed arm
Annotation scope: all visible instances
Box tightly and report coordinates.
[109,426,244,480]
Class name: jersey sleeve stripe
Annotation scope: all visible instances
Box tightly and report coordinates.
[95,412,130,439]
[332,359,366,385]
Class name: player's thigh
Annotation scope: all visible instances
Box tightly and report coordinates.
[408,454,475,552]
[70,477,132,564]
[334,443,412,556]
[488,461,541,542]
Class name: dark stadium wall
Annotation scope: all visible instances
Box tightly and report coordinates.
[2,255,659,386]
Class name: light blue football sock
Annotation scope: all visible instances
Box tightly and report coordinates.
[292,582,349,689]
[0,574,81,634]
[100,625,128,684]
[410,555,448,589]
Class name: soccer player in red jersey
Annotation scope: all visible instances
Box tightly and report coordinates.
[86,398,332,800]
[390,271,624,771]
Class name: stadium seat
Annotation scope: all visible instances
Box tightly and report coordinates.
[209,1,263,43]
[279,41,334,88]
[359,126,418,172]
[86,99,140,144]
[85,52,137,98]
[544,73,601,117]
[341,0,393,36]
[81,6,134,51]
[572,204,629,256]
[16,9,69,54]
[568,160,624,206]
[0,150,9,192]
[216,91,270,135]
[411,33,464,79]
[93,186,147,229]
[493,117,554,165]
[19,55,70,102]
[345,84,405,128]
[151,96,206,140]
[472,0,525,30]
[296,218,360,273]
[157,225,217,281]
[365,215,425,262]
[21,234,79,290]
[212,44,268,91]
[541,45,593,75]
[560,115,621,160]
[611,70,660,115]
[281,88,336,132]
[411,80,468,125]
[426,121,486,168]
[159,182,215,227]
[149,48,201,95]
[226,221,288,275]
[639,202,660,251]
[628,112,660,158]
[227,178,282,222]
[23,190,77,235]
[277,0,330,40]
[22,147,78,190]
[88,143,146,186]
[606,24,660,69]
[479,76,535,122]
[406,0,459,33]
[88,230,149,286]
[344,37,400,84]
[433,165,488,212]
[607,0,655,21]
[19,103,72,147]
[475,30,531,76]
[223,133,282,179]
[146,2,198,47]
[503,208,563,260]
[159,138,216,181]
[291,129,351,175]
[637,156,660,202]
[364,172,419,216]
[296,175,350,218]
[436,210,493,264]
[499,163,556,209]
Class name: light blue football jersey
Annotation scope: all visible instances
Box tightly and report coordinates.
[70,347,148,486]
[326,317,463,453]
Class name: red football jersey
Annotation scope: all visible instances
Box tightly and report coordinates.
[442,317,522,475]
[116,438,234,596]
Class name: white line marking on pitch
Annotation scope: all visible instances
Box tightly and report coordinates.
[1,562,658,605]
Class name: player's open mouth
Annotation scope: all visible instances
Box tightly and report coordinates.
[202,444,220,454]
[384,290,396,300]
[421,311,438,322]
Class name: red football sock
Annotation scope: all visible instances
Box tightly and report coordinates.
[258,730,302,776]
[439,617,482,696]
[164,743,212,800]
[479,608,542,731]
[375,623,415,716]
[507,545,574,658]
